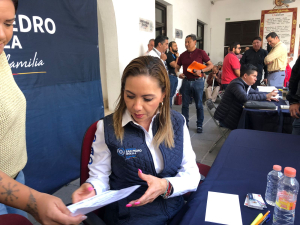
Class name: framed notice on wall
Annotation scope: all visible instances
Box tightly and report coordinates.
[260,8,297,55]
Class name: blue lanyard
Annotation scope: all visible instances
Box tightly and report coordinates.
[172,54,176,59]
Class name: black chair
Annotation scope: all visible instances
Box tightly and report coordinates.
[205,99,230,153]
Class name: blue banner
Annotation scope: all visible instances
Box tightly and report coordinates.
[5,0,104,193]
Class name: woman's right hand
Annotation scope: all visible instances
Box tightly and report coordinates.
[72,183,96,203]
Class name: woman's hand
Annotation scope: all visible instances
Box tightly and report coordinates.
[72,183,96,204]
[126,169,168,207]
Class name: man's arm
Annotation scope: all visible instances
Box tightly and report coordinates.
[264,43,285,63]
[0,171,85,224]
[234,69,240,77]
[169,58,178,68]
[168,53,178,69]
[230,56,240,78]
[193,61,214,77]
[203,61,214,72]
[230,82,268,103]
[215,71,222,84]
[263,50,269,80]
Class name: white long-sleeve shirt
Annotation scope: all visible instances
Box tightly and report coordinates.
[86,110,200,198]
[148,47,168,71]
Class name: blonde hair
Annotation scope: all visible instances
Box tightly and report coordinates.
[113,56,174,148]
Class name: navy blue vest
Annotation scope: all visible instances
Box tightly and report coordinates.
[102,110,185,225]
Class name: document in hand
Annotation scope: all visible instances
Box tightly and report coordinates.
[67,185,140,216]
[187,61,206,76]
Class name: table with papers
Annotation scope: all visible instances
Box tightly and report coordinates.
[169,129,300,225]
[237,87,293,133]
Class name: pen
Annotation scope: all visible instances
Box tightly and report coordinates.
[259,214,271,225]
[250,213,263,225]
[255,211,270,225]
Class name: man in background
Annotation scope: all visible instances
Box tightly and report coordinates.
[205,65,222,102]
[287,55,300,135]
[264,32,287,86]
[166,41,179,107]
[221,42,241,90]
[175,34,213,133]
[148,36,168,71]
[214,64,278,130]
[144,39,155,55]
[241,37,268,89]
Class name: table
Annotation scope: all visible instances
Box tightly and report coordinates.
[170,129,300,225]
[237,96,293,133]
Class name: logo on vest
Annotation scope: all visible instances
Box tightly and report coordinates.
[117,148,126,156]
[117,148,142,159]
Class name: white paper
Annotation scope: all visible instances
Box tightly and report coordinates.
[67,185,140,216]
[205,191,243,225]
[257,86,277,93]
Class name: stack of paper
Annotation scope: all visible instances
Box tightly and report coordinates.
[257,86,277,93]
[205,191,243,225]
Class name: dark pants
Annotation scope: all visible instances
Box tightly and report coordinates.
[222,84,229,90]
[169,74,178,107]
[181,78,204,127]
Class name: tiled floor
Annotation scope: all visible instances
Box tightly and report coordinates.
[28,100,227,224]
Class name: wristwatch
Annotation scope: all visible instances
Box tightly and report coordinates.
[201,69,203,73]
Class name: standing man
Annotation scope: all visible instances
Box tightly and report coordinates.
[241,37,268,89]
[166,41,179,107]
[175,34,213,133]
[144,39,155,55]
[287,55,300,135]
[264,32,287,86]
[221,42,241,90]
[148,36,168,71]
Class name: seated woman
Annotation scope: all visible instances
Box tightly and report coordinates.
[72,56,200,225]
[205,66,222,102]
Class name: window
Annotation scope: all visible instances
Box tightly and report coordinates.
[196,21,204,50]
[155,2,167,37]
[224,20,260,56]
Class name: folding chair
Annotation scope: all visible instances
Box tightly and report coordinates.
[205,99,230,153]
[218,90,225,100]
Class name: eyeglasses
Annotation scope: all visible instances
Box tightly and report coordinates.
[238,47,241,49]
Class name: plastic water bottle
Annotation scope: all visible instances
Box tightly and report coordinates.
[265,165,283,206]
[273,167,299,225]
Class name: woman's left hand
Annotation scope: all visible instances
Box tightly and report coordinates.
[126,169,168,207]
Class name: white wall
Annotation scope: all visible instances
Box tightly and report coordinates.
[102,0,212,107]
[112,0,156,76]
[97,0,121,111]
[210,0,300,66]
[164,0,212,55]
[110,0,212,105]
